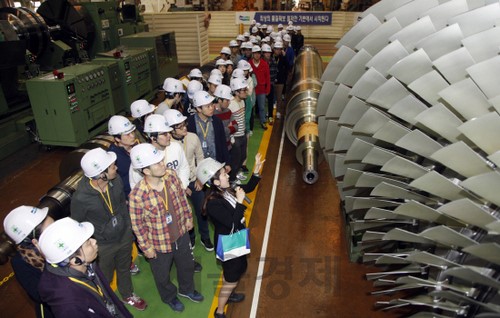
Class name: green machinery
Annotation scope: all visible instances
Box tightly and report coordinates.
[120,31,179,89]
[26,64,115,147]
[0,0,179,148]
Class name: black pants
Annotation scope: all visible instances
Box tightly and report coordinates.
[229,135,248,181]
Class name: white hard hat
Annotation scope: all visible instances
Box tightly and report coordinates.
[130,99,155,118]
[266,25,273,33]
[270,31,278,39]
[261,37,270,43]
[283,34,291,42]
[261,44,272,53]
[163,108,187,126]
[208,74,222,86]
[162,77,175,91]
[252,45,261,53]
[196,158,225,185]
[251,19,256,25]
[193,91,215,107]
[39,217,94,264]
[210,68,223,78]
[187,80,203,99]
[215,58,226,66]
[243,32,250,38]
[188,68,202,79]
[237,60,252,71]
[130,143,164,169]
[251,26,258,33]
[229,40,239,47]
[262,24,268,29]
[295,26,302,31]
[250,37,259,44]
[220,47,231,55]
[108,115,135,135]
[3,206,49,244]
[243,41,253,49]
[165,79,186,94]
[255,22,261,28]
[273,41,283,49]
[225,59,234,66]
[230,77,248,92]
[278,23,283,29]
[214,84,233,100]
[236,34,245,41]
[81,148,117,178]
[232,68,245,79]
[144,114,173,133]
[286,25,294,31]
[288,20,293,25]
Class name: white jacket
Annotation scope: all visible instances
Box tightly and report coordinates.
[129,142,190,190]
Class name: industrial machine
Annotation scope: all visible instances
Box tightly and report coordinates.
[0,0,179,149]
[26,63,114,147]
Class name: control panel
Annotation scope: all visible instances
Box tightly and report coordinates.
[26,64,115,147]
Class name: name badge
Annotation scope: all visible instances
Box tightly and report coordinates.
[202,141,207,148]
[166,213,173,224]
[111,216,118,227]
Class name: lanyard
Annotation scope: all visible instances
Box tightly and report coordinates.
[89,180,114,216]
[158,182,169,212]
[68,277,105,299]
[197,121,209,140]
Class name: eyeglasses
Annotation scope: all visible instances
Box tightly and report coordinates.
[174,122,188,129]
[236,88,248,93]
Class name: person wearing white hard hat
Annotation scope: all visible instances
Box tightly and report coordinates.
[219,46,231,60]
[165,108,214,252]
[38,217,134,317]
[188,68,203,81]
[214,59,228,85]
[283,33,295,69]
[129,143,204,312]
[156,78,186,116]
[183,80,204,116]
[251,26,258,36]
[229,40,242,66]
[4,206,55,318]
[237,59,256,137]
[225,59,234,79]
[107,115,137,197]
[249,45,270,130]
[235,34,245,46]
[240,41,252,61]
[292,25,304,55]
[228,77,250,183]
[273,41,289,120]
[231,68,245,79]
[130,99,155,141]
[71,148,147,311]
[277,23,283,31]
[261,43,277,124]
[128,115,191,205]
[213,84,238,152]
[207,74,223,96]
[196,153,265,318]
[187,91,231,168]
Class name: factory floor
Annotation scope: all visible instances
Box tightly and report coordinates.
[0,110,406,317]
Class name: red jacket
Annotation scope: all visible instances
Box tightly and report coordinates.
[249,58,271,95]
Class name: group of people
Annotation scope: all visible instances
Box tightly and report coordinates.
[2,19,307,318]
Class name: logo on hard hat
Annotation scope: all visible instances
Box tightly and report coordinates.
[92,161,100,170]
[30,207,38,214]
[11,225,20,234]
[135,155,142,165]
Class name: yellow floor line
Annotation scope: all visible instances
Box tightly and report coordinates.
[208,120,274,317]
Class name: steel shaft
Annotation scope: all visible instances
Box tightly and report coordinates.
[284,45,323,184]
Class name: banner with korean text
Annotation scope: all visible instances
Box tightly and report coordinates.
[254,11,332,25]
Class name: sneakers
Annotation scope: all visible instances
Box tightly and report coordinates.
[194,261,203,273]
[248,130,253,137]
[190,237,196,250]
[268,117,274,125]
[276,112,281,119]
[214,308,226,318]
[178,290,204,303]
[261,123,268,130]
[236,171,247,181]
[123,294,147,311]
[241,165,249,173]
[201,238,214,251]
[228,292,245,303]
[129,263,140,275]
[167,297,185,312]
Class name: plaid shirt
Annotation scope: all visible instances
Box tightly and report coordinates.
[129,169,193,254]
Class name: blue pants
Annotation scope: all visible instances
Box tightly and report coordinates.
[255,94,267,124]
[188,180,210,241]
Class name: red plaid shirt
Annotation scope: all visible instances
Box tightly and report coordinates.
[129,169,193,254]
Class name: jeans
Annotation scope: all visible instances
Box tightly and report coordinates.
[229,136,248,181]
[266,84,275,118]
[98,231,134,298]
[255,94,267,124]
[187,180,210,241]
[149,234,195,303]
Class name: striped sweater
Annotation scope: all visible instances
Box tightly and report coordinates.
[228,98,246,138]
